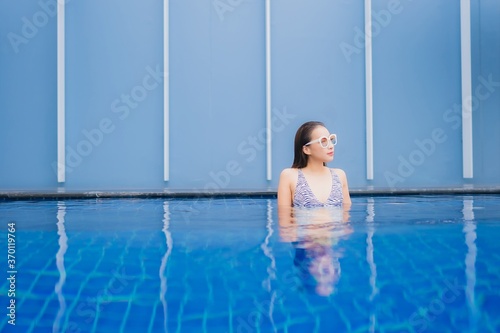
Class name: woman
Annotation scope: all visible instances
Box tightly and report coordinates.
[277,121,351,209]
[277,121,352,296]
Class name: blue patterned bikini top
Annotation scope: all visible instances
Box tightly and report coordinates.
[293,169,343,208]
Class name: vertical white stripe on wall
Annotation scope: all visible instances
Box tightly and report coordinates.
[365,0,374,180]
[265,0,272,181]
[57,1,65,183]
[461,0,473,178]
[164,0,170,181]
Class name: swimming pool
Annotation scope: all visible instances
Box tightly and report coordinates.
[1,195,499,333]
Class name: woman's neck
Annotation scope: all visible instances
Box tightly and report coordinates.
[303,160,327,173]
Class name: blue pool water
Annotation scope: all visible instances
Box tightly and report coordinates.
[1,195,499,333]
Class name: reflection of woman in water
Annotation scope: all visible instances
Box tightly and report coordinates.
[294,241,339,296]
[282,207,352,296]
[277,121,352,295]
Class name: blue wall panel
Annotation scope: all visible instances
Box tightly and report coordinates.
[169,0,266,190]
[0,1,58,190]
[65,0,163,190]
[372,0,462,188]
[270,0,366,189]
[472,0,500,185]
[169,0,212,189]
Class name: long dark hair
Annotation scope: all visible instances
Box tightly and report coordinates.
[292,121,325,168]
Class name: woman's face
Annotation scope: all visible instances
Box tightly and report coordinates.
[303,126,335,163]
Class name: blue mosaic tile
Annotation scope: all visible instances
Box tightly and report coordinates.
[1,195,500,332]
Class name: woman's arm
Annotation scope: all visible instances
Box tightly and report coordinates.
[336,168,351,205]
[277,168,293,207]
[337,169,351,218]
[277,169,296,241]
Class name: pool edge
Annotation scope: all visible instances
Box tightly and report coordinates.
[2,187,500,200]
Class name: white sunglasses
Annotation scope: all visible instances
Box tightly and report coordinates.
[304,134,338,148]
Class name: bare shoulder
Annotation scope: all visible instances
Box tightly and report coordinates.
[332,168,347,176]
[278,168,298,205]
[280,168,298,177]
[279,168,298,183]
[332,168,348,180]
